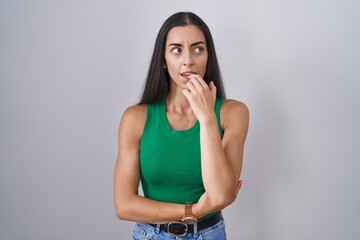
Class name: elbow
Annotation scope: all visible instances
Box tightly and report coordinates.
[114,191,139,221]
[208,194,234,210]
[114,200,132,221]
[115,207,127,220]
[115,205,127,220]
[208,183,238,210]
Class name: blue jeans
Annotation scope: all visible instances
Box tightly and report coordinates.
[132,219,226,240]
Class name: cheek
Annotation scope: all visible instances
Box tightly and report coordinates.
[200,56,208,74]
[167,62,179,74]
[165,55,178,69]
[165,59,180,78]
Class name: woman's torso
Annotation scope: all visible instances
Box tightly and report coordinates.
[139,98,224,207]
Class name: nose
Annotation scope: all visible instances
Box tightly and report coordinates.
[183,50,194,66]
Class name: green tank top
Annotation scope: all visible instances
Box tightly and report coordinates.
[139,98,224,218]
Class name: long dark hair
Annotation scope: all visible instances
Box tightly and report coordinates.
[139,12,225,104]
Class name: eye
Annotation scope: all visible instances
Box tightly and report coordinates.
[194,47,204,54]
[171,47,181,54]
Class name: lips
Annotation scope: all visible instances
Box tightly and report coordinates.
[180,71,197,77]
[180,72,196,82]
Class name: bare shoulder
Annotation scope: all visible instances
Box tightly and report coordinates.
[221,99,249,118]
[220,99,249,129]
[119,104,147,139]
[122,104,147,121]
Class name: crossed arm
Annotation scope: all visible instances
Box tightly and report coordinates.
[114,105,186,223]
[113,81,249,223]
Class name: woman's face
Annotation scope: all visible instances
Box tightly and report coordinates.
[164,25,208,89]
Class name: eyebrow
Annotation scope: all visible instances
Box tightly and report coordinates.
[168,41,206,47]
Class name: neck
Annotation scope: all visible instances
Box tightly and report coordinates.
[166,84,192,114]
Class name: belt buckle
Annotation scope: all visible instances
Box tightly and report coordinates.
[167,221,188,237]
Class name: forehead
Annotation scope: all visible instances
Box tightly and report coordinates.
[166,25,206,45]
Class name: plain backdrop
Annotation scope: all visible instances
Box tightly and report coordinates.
[1,0,359,239]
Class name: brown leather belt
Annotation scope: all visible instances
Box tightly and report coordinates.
[149,211,223,236]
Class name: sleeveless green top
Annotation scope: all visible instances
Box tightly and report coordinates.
[139,98,224,218]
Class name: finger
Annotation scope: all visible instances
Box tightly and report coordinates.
[182,88,192,99]
[239,179,243,188]
[209,81,217,98]
[235,180,241,194]
[234,180,243,196]
[190,74,208,88]
[186,80,197,93]
[189,76,203,90]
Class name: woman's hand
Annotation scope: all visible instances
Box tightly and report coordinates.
[182,75,217,123]
[193,180,243,218]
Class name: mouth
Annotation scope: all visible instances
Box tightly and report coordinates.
[180,71,197,82]
[180,71,197,77]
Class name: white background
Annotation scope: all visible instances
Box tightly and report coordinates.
[1,0,359,239]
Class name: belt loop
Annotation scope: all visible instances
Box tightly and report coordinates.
[193,223,198,238]
[155,224,160,234]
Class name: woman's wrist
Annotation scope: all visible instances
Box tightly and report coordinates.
[192,203,205,219]
[198,112,217,126]
[193,201,213,219]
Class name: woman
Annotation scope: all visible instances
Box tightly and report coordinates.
[114,12,249,239]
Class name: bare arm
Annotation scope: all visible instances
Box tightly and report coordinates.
[183,76,249,214]
[197,101,249,214]
[220,100,249,182]
[113,105,185,224]
[114,97,248,222]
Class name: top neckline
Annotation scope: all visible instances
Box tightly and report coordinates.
[159,100,200,137]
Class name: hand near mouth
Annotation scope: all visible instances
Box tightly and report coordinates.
[182,74,217,123]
